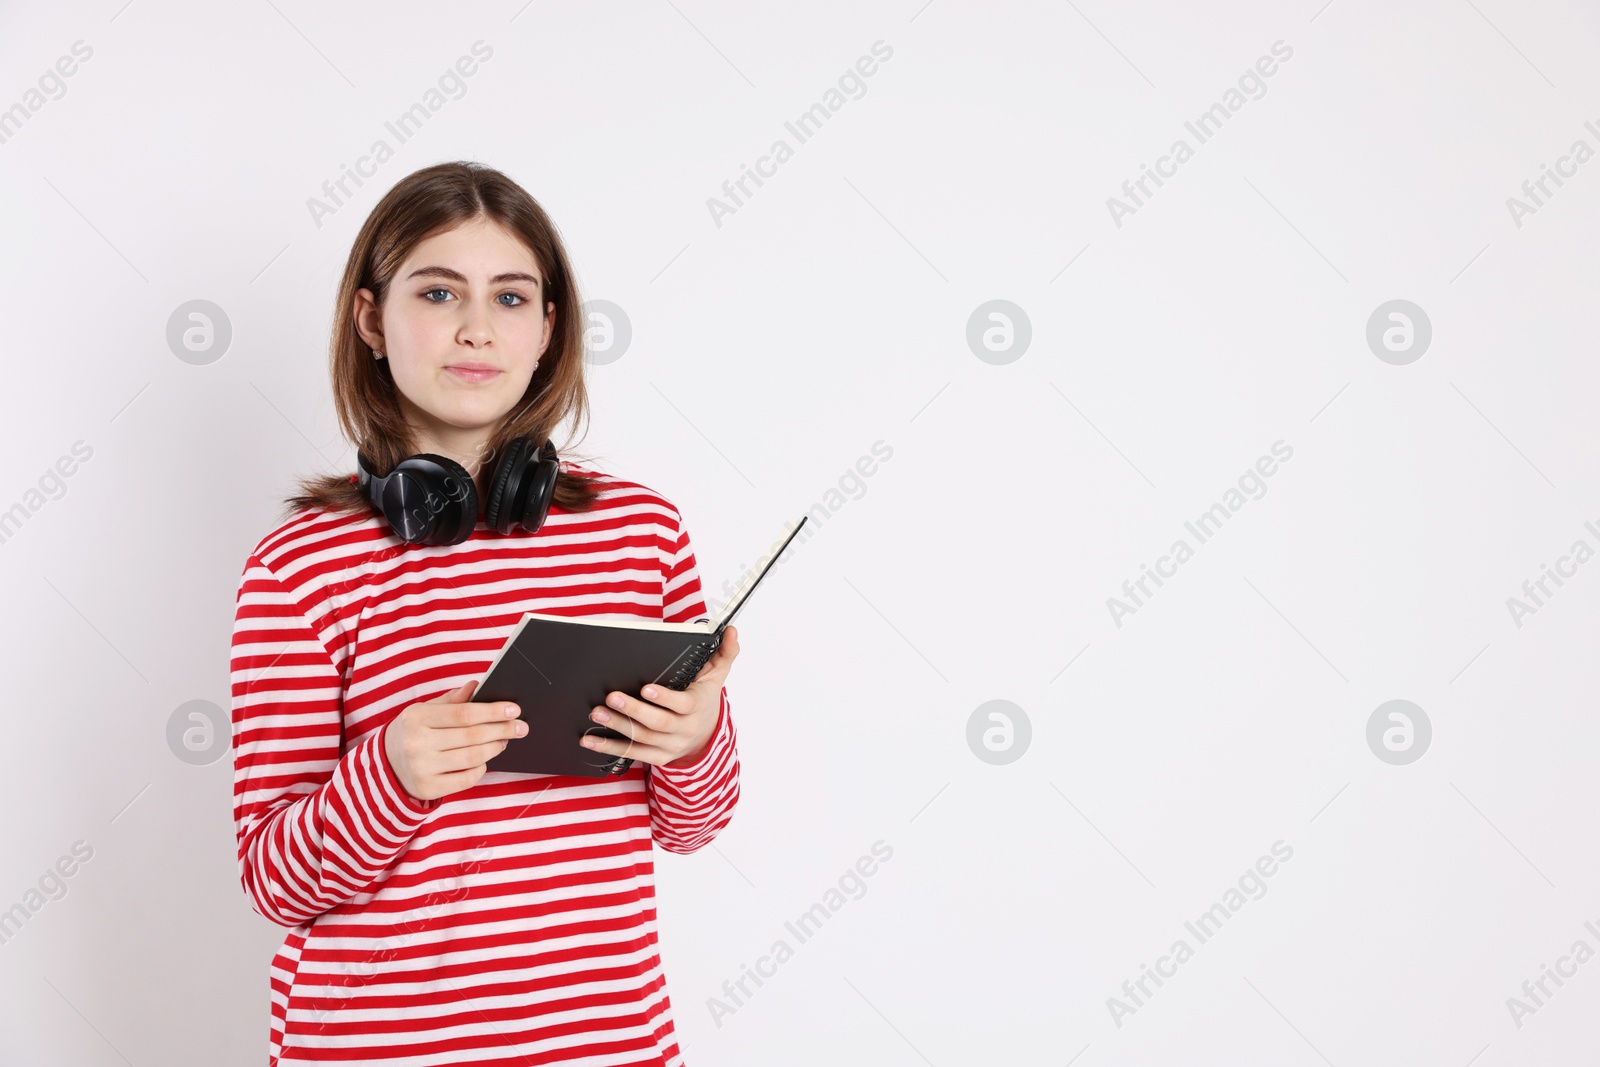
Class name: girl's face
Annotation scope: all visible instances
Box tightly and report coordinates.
[354,216,555,458]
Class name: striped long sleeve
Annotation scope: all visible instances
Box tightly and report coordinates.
[647,511,741,853]
[649,688,740,852]
[230,555,435,928]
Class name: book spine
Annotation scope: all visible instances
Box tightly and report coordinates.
[665,635,721,690]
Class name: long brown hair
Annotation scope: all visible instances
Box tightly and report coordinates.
[283,160,603,518]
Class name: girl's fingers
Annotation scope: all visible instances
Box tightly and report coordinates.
[431,763,492,792]
[710,629,739,673]
[638,684,694,715]
[436,719,525,750]
[579,732,672,766]
[603,690,678,728]
[435,739,510,772]
[591,707,663,746]
[688,633,738,690]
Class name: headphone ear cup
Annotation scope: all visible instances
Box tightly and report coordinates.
[381,454,478,545]
[518,441,560,533]
[432,454,480,544]
[484,437,533,535]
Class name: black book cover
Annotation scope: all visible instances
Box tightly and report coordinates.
[479,516,806,777]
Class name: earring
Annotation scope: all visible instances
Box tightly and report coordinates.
[374,350,385,360]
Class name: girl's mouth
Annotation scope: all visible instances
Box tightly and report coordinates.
[444,364,501,383]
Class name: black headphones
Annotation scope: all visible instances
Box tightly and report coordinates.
[356,436,560,546]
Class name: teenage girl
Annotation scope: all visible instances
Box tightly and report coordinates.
[229,161,740,1066]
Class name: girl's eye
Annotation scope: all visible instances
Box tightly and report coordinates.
[421,288,526,306]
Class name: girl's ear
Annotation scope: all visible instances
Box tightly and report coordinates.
[353,287,386,356]
[538,300,556,358]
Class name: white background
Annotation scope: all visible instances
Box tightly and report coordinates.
[1,1,1598,1064]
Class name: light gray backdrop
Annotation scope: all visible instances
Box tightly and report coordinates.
[2,0,1598,1064]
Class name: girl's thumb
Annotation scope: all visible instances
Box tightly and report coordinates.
[443,680,478,702]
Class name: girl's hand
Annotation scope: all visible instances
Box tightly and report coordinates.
[384,680,527,801]
[582,626,741,769]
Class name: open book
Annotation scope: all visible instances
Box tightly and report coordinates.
[480,516,806,777]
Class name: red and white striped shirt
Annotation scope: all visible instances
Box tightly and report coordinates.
[229,464,739,1066]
